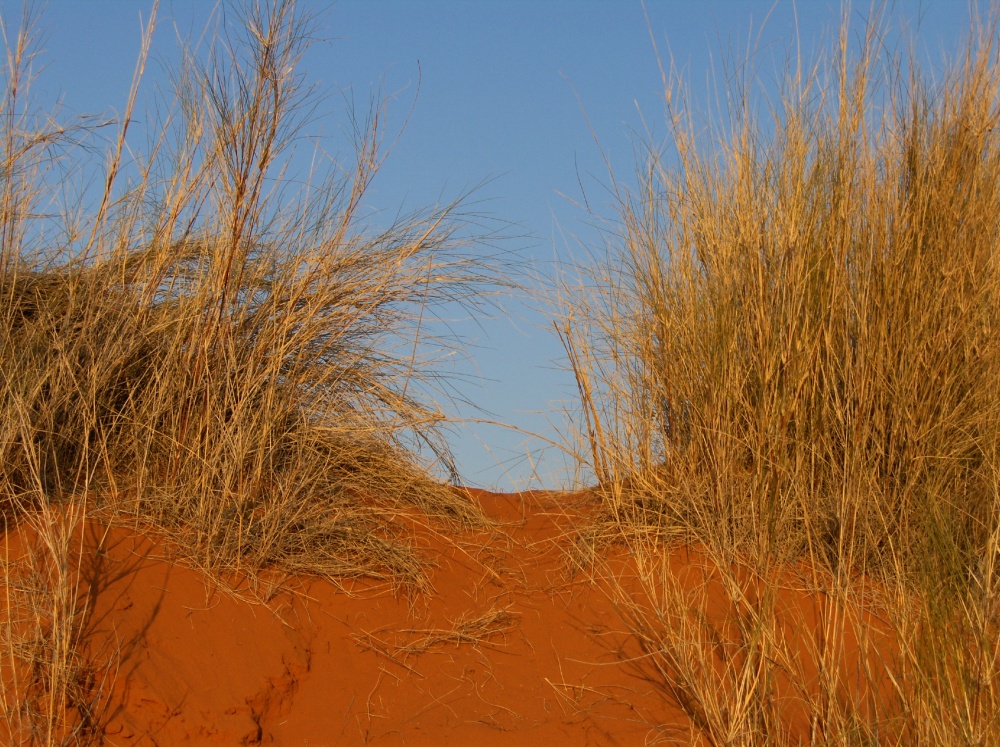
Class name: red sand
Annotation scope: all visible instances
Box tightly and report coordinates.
[2,490,900,745]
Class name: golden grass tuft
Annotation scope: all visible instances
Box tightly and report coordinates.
[0,1,504,741]
[1,0,499,585]
[561,6,1000,744]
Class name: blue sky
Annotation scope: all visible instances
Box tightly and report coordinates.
[6,1,977,489]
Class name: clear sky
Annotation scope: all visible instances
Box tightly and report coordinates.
[4,0,978,489]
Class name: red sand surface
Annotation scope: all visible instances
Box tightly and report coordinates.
[2,490,900,745]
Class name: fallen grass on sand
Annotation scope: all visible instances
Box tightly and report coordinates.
[0,1,503,742]
[353,605,520,662]
[560,7,1000,745]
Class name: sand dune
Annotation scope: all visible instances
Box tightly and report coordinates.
[2,489,903,745]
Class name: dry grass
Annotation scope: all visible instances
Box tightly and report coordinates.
[1,505,113,747]
[561,5,1000,744]
[0,0,504,742]
[354,605,520,665]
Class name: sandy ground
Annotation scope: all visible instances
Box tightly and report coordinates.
[2,489,899,745]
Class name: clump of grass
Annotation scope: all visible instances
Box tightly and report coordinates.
[1,0,498,583]
[562,6,1000,744]
[1,505,111,747]
[1,1,501,741]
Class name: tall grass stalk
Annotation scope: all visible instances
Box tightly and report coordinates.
[562,6,1000,743]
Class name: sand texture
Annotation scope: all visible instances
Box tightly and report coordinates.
[1,490,898,746]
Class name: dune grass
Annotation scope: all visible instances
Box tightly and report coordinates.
[5,0,999,744]
[561,7,1000,744]
[0,1,503,742]
[0,0,501,583]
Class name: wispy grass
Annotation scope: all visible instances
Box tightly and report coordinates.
[0,1,505,742]
[1,0,502,582]
[561,5,1000,743]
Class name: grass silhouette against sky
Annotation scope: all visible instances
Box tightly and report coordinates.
[12,0,979,489]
